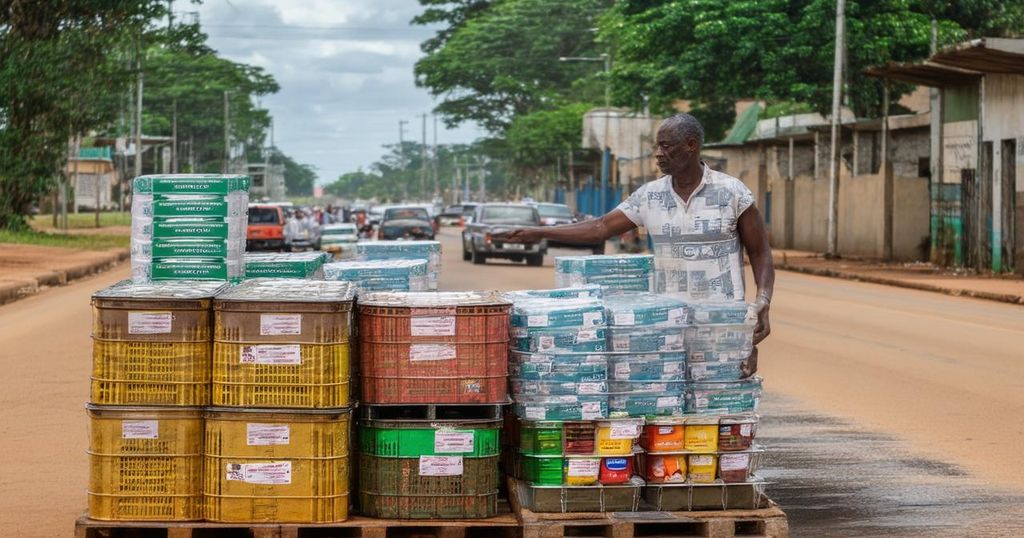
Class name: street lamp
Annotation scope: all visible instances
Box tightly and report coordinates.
[560,53,612,215]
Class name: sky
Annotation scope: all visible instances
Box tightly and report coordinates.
[194,0,486,185]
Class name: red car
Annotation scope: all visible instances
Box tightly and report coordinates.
[247,204,286,251]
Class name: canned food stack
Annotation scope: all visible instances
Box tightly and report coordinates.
[355,240,442,290]
[244,252,329,279]
[206,279,356,523]
[87,279,227,521]
[131,174,250,283]
[323,259,430,292]
[553,254,655,294]
[356,291,511,519]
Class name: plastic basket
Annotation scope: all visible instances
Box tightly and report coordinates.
[359,453,499,497]
[203,407,351,523]
[92,301,212,343]
[357,303,510,344]
[211,341,351,408]
[91,340,210,405]
[86,405,203,521]
[214,303,353,344]
[358,491,498,519]
[360,420,501,458]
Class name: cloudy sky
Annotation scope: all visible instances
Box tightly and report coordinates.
[194,0,486,185]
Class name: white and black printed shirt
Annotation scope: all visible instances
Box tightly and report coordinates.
[616,163,755,302]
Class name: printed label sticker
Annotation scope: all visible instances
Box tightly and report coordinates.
[226,462,292,484]
[610,422,639,439]
[527,314,549,327]
[434,431,475,453]
[260,314,302,336]
[127,312,172,334]
[613,311,636,326]
[122,420,159,439]
[246,424,290,446]
[566,459,600,477]
[411,316,456,336]
[409,344,457,361]
[419,456,464,476]
[240,344,301,365]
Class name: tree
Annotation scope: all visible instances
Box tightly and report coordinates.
[0,1,166,229]
[414,0,611,132]
[271,149,318,197]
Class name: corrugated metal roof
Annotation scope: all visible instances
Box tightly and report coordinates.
[714,103,761,146]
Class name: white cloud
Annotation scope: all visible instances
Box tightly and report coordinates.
[194,0,485,185]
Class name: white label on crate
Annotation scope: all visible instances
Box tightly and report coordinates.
[411,316,456,336]
[664,333,683,347]
[668,308,688,325]
[121,420,159,439]
[537,336,555,351]
[663,362,682,375]
[566,459,600,477]
[581,401,603,419]
[409,344,457,361]
[434,431,475,453]
[696,395,710,409]
[690,364,707,377]
[658,426,676,435]
[525,407,546,420]
[719,453,750,471]
[614,362,631,379]
[246,424,290,446]
[689,455,714,467]
[612,337,630,352]
[226,462,292,484]
[610,422,639,439]
[127,312,172,335]
[695,311,711,323]
[260,314,302,336]
[513,327,528,338]
[578,382,604,395]
[240,345,301,365]
[582,311,603,327]
[613,311,636,326]
[527,314,549,327]
[576,330,599,342]
[419,456,463,476]
[657,396,680,409]
[740,424,753,436]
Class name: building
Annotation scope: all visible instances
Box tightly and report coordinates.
[68,147,117,211]
[867,38,1024,274]
[240,162,287,202]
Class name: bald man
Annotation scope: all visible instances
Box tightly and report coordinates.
[497,113,774,376]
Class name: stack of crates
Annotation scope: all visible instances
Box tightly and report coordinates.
[355,240,442,290]
[87,280,227,521]
[322,259,431,292]
[206,279,356,523]
[243,252,330,279]
[355,291,511,518]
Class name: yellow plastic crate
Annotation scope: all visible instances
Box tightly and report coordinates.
[203,408,351,523]
[93,303,212,343]
[211,341,351,408]
[87,405,203,521]
[91,340,210,406]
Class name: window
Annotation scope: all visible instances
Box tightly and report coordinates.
[481,206,538,224]
[248,207,280,224]
[384,207,430,221]
[537,204,573,218]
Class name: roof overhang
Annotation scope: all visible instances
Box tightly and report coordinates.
[931,38,1024,73]
[864,61,981,87]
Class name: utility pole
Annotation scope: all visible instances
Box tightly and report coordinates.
[419,113,427,199]
[432,115,439,199]
[223,90,231,173]
[171,98,178,173]
[825,0,845,258]
[928,19,942,263]
[399,120,408,201]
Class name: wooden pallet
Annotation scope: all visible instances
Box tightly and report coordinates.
[75,513,521,538]
[507,479,788,538]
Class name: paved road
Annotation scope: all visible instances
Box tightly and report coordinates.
[1,227,1022,536]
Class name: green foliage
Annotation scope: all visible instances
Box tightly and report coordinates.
[762,101,816,119]
[0,229,129,250]
[271,149,317,197]
[505,103,593,171]
[0,1,166,230]
[31,212,131,229]
[414,0,611,132]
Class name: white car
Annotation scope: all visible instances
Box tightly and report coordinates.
[320,223,359,259]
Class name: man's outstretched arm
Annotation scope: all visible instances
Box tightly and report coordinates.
[737,205,774,344]
[497,209,638,245]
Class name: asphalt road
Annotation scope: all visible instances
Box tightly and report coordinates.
[1,227,1022,536]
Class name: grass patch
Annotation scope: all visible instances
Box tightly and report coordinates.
[0,229,129,250]
[31,212,131,229]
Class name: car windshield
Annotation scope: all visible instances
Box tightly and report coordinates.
[443,205,462,213]
[480,206,537,224]
[248,207,280,224]
[537,204,572,218]
[462,205,477,215]
[322,224,357,235]
[384,207,430,221]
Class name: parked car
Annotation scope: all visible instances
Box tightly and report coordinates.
[283,210,321,251]
[367,205,388,226]
[461,203,478,225]
[378,206,436,240]
[246,204,286,251]
[462,204,545,266]
[437,205,467,226]
[320,222,359,259]
[533,202,605,255]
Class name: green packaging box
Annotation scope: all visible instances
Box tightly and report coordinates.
[133,174,250,195]
[152,218,231,239]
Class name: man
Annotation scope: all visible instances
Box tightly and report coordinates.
[498,113,774,376]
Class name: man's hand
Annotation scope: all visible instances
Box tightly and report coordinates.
[753,301,771,344]
[741,346,758,378]
[491,227,543,243]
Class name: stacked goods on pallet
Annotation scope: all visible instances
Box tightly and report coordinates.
[87,280,227,521]
[244,252,328,279]
[554,254,654,294]
[356,240,442,290]
[323,259,430,292]
[206,279,355,523]
[356,291,511,518]
[131,175,249,283]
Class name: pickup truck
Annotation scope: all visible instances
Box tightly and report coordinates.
[378,206,436,240]
[320,222,359,259]
[462,203,546,266]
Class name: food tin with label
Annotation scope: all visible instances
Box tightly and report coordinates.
[683,417,720,451]
[644,454,688,484]
[641,422,686,452]
[595,420,641,455]
[719,415,758,451]
[687,454,718,484]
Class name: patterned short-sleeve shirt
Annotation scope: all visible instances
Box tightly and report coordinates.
[616,164,755,301]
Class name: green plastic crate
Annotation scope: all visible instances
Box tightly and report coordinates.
[517,454,564,486]
[519,421,563,455]
[360,419,501,457]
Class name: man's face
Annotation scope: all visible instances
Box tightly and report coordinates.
[654,124,699,174]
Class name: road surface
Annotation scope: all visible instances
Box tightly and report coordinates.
[1,227,1022,536]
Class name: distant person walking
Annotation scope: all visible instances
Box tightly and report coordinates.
[497,113,774,375]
